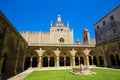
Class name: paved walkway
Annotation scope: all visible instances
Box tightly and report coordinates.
[7,70,33,80]
[7,67,120,80]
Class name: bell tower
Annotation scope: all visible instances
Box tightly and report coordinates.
[83,28,90,44]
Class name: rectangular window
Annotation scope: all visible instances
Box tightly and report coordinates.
[103,21,106,26]
[113,29,116,33]
[110,15,114,21]
[97,25,99,29]
[98,36,101,40]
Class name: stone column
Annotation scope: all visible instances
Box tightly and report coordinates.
[14,52,19,74]
[91,56,94,65]
[103,55,107,67]
[64,57,66,67]
[38,56,41,68]
[30,57,33,68]
[56,56,59,68]
[72,56,75,67]
[70,48,76,67]
[79,57,80,66]
[22,57,25,71]
[48,57,50,67]
[86,55,89,66]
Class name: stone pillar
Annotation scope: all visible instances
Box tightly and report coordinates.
[38,56,41,68]
[30,57,32,68]
[14,52,19,74]
[79,57,81,66]
[91,56,94,65]
[72,56,75,67]
[70,48,76,67]
[22,57,25,71]
[48,57,50,67]
[86,55,89,66]
[64,57,66,67]
[56,56,59,68]
[103,55,107,67]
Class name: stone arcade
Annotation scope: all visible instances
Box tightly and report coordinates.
[0,5,120,80]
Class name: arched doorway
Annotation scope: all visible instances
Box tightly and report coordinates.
[43,57,48,67]
[32,57,38,67]
[66,56,70,66]
[50,57,55,67]
[24,57,30,70]
[110,55,116,66]
[59,56,64,66]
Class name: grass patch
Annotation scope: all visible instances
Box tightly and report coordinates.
[24,68,120,80]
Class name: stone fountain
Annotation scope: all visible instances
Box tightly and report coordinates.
[70,64,96,75]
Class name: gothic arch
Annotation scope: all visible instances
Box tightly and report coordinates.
[59,50,72,66]
[42,50,56,67]
[24,50,39,69]
[75,50,85,66]
[89,50,98,65]
[110,54,116,66]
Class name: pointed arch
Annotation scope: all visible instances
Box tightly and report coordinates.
[42,50,56,67]
[59,50,72,66]
[24,50,39,69]
[110,55,116,66]
[75,50,85,66]
[89,50,98,66]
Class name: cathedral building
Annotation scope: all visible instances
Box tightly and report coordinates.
[21,14,96,69]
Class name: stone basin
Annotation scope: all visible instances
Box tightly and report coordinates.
[70,66,96,75]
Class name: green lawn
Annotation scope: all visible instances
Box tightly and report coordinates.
[24,68,120,80]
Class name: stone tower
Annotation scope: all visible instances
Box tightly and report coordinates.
[50,14,74,44]
[83,28,90,44]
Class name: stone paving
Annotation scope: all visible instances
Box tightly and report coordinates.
[7,67,120,80]
[7,70,33,80]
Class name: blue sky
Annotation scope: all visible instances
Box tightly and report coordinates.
[0,0,120,43]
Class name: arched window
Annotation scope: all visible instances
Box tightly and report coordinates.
[59,38,65,43]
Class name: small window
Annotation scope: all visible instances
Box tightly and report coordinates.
[110,15,114,21]
[103,21,106,26]
[59,38,64,43]
[97,25,99,29]
[98,36,101,40]
[61,29,63,31]
[113,29,116,33]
